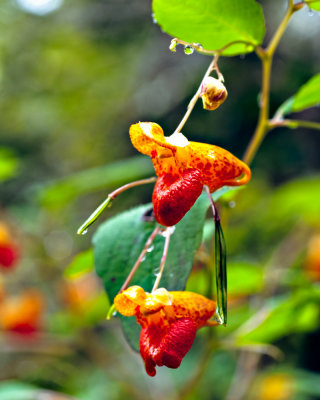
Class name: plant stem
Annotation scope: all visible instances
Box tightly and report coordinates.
[270,119,320,131]
[77,177,156,234]
[119,225,160,293]
[174,56,216,134]
[152,227,172,291]
[242,0,302,165]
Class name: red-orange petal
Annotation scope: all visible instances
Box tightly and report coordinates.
[152,169,203,226]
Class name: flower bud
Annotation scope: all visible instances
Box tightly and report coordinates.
[200,76,228,110]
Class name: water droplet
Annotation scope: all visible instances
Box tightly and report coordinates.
[152,12,157,23]
[141,255,146,262]
[112,311,117,317]
[153,267,160,276]
[240,54,245,60]
[147,244,154,253]
[229,201,236,208]
[308,8,314,16]
[184,45,194,55]
[81,229,88,235]
[159,226,176,237]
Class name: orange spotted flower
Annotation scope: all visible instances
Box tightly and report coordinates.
[114,285,217,376]
[129,122,251,226]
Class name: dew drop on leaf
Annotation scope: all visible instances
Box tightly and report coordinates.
[184,45,194,55]
[147,244,154,253]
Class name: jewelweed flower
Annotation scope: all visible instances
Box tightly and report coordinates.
[0,290,44,335]
[129,122,251,226]
[0,222,19,269]
[114,285,217,376]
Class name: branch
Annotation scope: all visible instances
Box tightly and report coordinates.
[242,1,304,165]
[270,118,320,131]
[77,177,156,234]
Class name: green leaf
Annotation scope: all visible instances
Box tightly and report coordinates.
[35,156,154,208]
[234,288,320,344]
[0,148,19,182]
[152,0,265,56]
[292,73,320,112]
[228,263,264,295]
[64,249,94,279]
[305,0,320,11]
[93,194,209,349]
[278,74,320,116]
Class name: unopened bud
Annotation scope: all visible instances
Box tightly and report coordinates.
[200,76,228,111]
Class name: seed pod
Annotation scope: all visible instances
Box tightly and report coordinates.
[200,76,228,110]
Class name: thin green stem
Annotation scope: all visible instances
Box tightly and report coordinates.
[242,1,303,166]
[77,177,156,235]
[174,56,216,134]
[270,118,320,131]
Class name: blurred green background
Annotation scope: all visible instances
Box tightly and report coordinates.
[0,0,320,399]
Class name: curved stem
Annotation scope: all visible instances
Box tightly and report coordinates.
[242,51,271,165]
[270,118,320,131]
[174,56,217,134]
[77,177,156,234]
[172,38,256,57]
[242,1,302,165]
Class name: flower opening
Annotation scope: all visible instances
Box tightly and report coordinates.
[114,286,217,376]
[129,122,251,226]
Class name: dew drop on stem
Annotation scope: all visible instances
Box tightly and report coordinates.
[147,244,154,253]
[81,229,88,235]
[184,45,194,55]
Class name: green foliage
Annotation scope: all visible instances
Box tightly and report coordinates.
[234,288,320,344]
[152,0,265,55]
[278,73,320,116]
[93,195,209,301]
[306,0,320,11]
[0,381,37,400]
[228,263,263,295]
[292,73,320,112]
[36,156,154,208]
[64,249,94,279]
[0,148,19,182]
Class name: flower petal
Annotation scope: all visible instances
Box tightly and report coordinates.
[152,169,203,226]
[140,318,197,376]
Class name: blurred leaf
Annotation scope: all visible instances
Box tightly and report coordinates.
[152,0,265,55]
[35,156,154,207]
[64,249,94,279]
[234,288,320,344]
[0,148,19,182]
[306,0,320,11]
[228,263,264,295]
[278,74,320,115]
[0,381,78,400]
[292,73,320,112]
[269,175,320,224]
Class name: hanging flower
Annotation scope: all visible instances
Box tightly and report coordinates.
[114,285,217,376]
[0,222,19,270]
[129,122,251,226]
[0,290,44,335]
